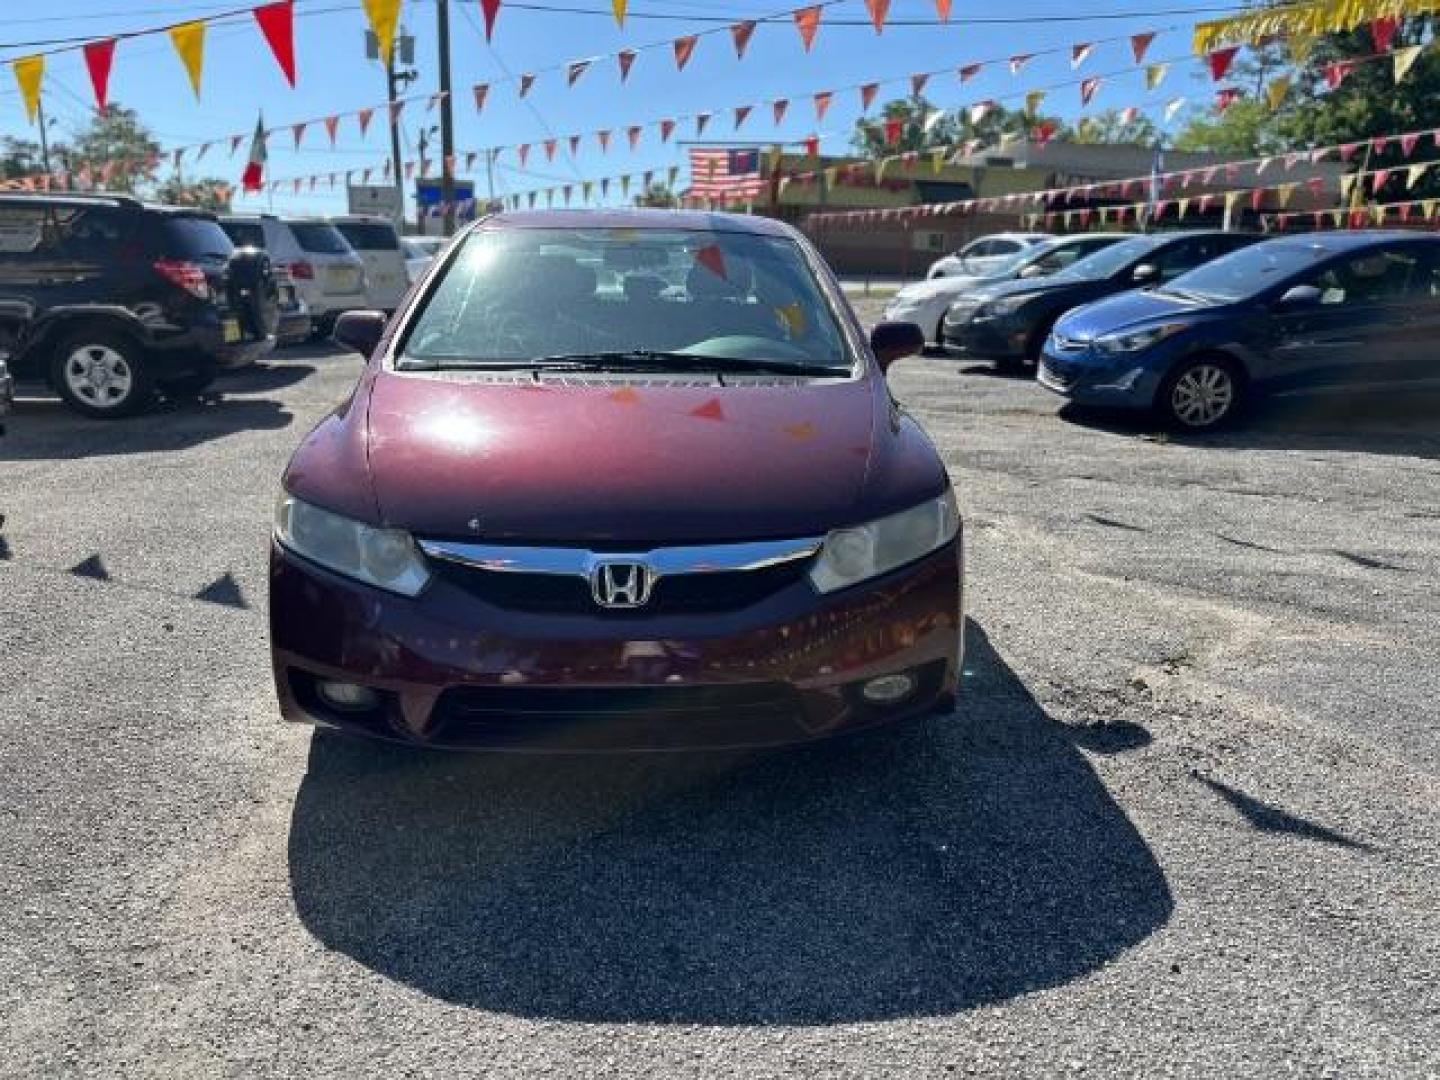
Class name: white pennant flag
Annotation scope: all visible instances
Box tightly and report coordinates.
[1164,97,1187,123]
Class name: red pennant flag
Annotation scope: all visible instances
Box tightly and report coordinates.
[1207,46,1240,81]
[627,125,642,150]
[864,0,889,33]
[567,59,590,86]
[1339,141,1362,162]
[731,20,757,59]
[517,144,530,167]
[292,122,307,149]
[1371,136,1390,154]
[673,35,698,70]
[1130,31,1156,64]
[934,0,951,20]
[883,117,903,145]
[814,91,832,121]
[1071,43,1093,68]
[695,112,711,136]
[1034,120,1058,146]
[660,118,676,143]
[83,39,117,112]
[617,49,636,82]
[543,138,557,162]
[1371,15,1398,53]
[773,99,789,125]
[804,135,820,157]
[1324,61,1356,89]
[734,104,753,129]
[480,0,501,40]
[1080,77,1101,105]
[472,84,488,113]
[793,6,822,52]
[959,63,982,83]
[1306,177,1325,199]
[389,100,406,125]
[323,115,339,145]
[598,129,611,152]
[404,161,415,180]
[860,83,879,111]
[1401,132,1420,157]
[1251,187,1266,212]
[911,73,930,97]
[1371,168,1392,193]
[518,73,535,97]
[1216,87,1241,112]
[253,2,296,87]
[357,107,374,136]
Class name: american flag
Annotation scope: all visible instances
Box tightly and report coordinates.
[688,147,766,200]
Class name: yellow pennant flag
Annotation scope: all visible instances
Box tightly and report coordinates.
[363,0,403,67]
[1371,203,1387,225]
[1177,197,1191,219]
[612,0,627,26]
[1288,35,1312,66]
[1145,63,1169,90]
[1393,45,1423,84]
[1408,163,1431,190]
[823,166,838,187]
[1340,174,1357,204]
[1277,182,1297,208]
[12,55,43,123]
[1424,199,1438,220]
[1265,76,1290,112]
[930,148,945,174]
[874,157,889,183]
[1330,209,1344,228]
[169,21,206,99]
[1224,190,1242,217]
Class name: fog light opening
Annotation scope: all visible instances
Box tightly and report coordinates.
[861,673,918,706]
[317,680,381,712]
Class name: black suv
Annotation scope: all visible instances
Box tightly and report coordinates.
[0,193,279,418]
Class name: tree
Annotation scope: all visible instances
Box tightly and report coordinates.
[1,137,54,180]
[63,105,161,192]
[153,176,233,212]
[635,182,677,208]
[851,97,963,159]
[1173,99,1286,155]
[1067,108,1161,148]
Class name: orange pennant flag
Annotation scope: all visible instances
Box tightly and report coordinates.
[731,20,757,58]
[864,0,889,33]
[12,56,44,123]
[169,20,206,99]
[793,6,822,52]
[673,35,698,71]
[934,0,951,20]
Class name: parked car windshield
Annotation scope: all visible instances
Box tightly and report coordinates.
[287,221,352,254]
[161,216,234,259]
[400,226,852,371]
[220,220,266,248]
[334,220,400,251]
[1159,240,1337,301]
[1050,235,1163,283]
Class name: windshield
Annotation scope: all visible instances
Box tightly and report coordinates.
[1160,241,1333,301]
[287,222,352,254]
[335,220,400,251]
[1051,236,1162,282]
[400,227,851,371]
[220,220,265,248]
[161,216,234,259]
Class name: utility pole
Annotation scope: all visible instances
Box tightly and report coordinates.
[36,97,52,177]
[387,44,406,229]
[436,0,456,235]
[416,127,431,233]
[369,27,415,229]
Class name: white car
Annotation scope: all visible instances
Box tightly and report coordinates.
[926,233,1052,281]
[333,216,410,312]
[887,234,1132,344]
[219,214,367,336]
[402,236,445,286]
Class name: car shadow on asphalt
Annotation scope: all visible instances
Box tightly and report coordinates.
[285,620,1172,1024]
[1059,384,1440,459]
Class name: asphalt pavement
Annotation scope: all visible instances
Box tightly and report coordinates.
[1,325,1437,1078]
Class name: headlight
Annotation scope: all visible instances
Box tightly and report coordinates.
[275,495,431,596]
[974,297,1022,319]
[1094,323,1188,354]
[809,490,960,594]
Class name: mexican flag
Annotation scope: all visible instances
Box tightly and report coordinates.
[241,115,268,193]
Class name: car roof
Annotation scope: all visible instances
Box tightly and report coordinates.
[477,208,800,238]
[1041,232,1132,246]
[1256,230,1440,254]
[0,192,214,217]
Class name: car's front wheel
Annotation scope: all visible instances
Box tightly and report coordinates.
[1157,355,1245,431]
[51,330,154,418]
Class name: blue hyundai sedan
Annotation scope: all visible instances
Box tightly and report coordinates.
[1039,232,1440,430]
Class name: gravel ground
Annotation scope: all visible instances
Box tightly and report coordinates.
[1,317,1437,1078]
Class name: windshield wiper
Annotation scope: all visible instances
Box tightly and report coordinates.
[531,351,849,377]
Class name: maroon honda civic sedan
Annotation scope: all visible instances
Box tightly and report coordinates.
[269,209,963,750]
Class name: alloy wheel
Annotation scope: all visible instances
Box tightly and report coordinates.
[1169,363,1235,429]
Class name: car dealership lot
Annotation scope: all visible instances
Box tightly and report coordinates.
[2,332,1438,1077]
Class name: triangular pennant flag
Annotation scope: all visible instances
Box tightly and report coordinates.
[364,0,402,60]
[323,115,340,145]
[1025,90,1046,116]
[1071,43,1093,69]
[292,122,307,149]
[1216,88,1242,112]
[959,63,982,83]
[1130,31,1156,64]
[627,125,642,150]
[1265,76,1290,111]
[1080,77,1101,105]
[389,100,406,125]
[793,6,822,52]
[734,104,753,129]
[620,174,631,197]
[1371,15,1399,53]
[934,0,951,20]
[1371,169,1392,194]
[1340,141,1362,162]
[568,59,591,86]
[1394,45,1422,84]
[695,112,712,136]
[1305,177,1325,199]
[969,100,992,124]
[1207,46,1239,82]
[12,56,44,123]
[911,73,930,97]
[1034,121,1058,147]
[169,21,206,99]
[479,0,502,40]
[583,180,593,202]
[731,20,757,59]
[1401,132,1420,157]
[543,138,557,162]
[814,91,833,121]
[1009,54,1033,75]
[1408,163,1430,189]
[465,151,477,170]
[659,119,676,143]
[673,35,698,71]
[1177,197,1191,219]
[1340,174,1357,203]
[568,134,580,156]
[82,40,117,112]
[617,49,636,82]
[518,73,536,98]
[1164,97,1186,122]
[517,143,530,167]
[860,83,879,111]
[883,117,903,145]
[864,0,890,33]
[253,2,296,86]
[1277,182,1297,208]
[1146,63,1169,90]
[930,148,945,174]
[1371,135,1390,155]
[1324,60,1358,89]
[611,0,626,28]
[804,135,820,158]
[1425,200,1438,219]
[773,99,789,125]
[471,85,489,115]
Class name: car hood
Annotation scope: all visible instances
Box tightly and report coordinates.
[895,274,997,302]
[969,274,1106,305]
[1055,289,1219,339]
[354,368,913,544]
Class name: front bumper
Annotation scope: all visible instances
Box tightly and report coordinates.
[1037,343,1164,409]
[270,537,964,751]
[943,316,1033,359]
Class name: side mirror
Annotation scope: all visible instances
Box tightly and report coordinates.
[332,310,387,356]
[1131,263,1159,284]
[869,321,926,372]
[1275,284,1322,310]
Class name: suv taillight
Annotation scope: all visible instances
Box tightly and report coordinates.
[287,260,315,280]
[153,258,211,299]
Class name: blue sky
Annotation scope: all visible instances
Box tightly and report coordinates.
[0,0,1217,216]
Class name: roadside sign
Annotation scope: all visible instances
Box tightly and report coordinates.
[347,184,403,222]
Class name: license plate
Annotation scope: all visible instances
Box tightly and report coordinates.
[222,316,242,343]
[280,286,296,305]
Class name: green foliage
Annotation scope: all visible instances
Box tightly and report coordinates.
[635,182,677,208]
[0,138,48,180]
[849,96,1066,160]
[65,105,161,193]
[1067,108,1162,148]
[153,176,233,212]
